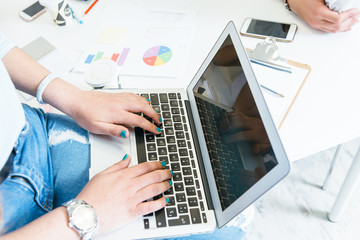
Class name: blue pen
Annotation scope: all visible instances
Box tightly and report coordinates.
[69,6,83,24]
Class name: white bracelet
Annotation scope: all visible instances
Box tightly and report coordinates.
[36,73,58,104]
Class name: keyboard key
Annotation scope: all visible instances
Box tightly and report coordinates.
[155,208,166,228]
[193,169,198,178]
[157,138,166,146]
[178,204,188,214]
[165,128,174,135]
[174,182,184,192]
[195,180,200,189]
[148,152,157,161]
[159,156,169,164]
[171,108,180,114]
[202,213,208,223]
[153,105,161,113]
[143,218,150,229]
[147,143,156,151]
[159,93,168,103]
[186,187,196,196]
[177,93,181,99]
[173,172,182,181]
[171,163,181,171]
[173,115,181,122]
[184,177,194,185]
[150,93,159,105]
[180,157,190,166]
[141,93,149,99]
[163,112,171,119]
[166,196,175,206]
[197,190,202,200]
[162,104,170,111]
[200,201,204,211]
[169,93,177,99]
[135,127,146,164]
[182,167,192,175]
[177,140,186,148]
[170,100,178,107]
[164,119,173,127]
[187,141,192,149]
[158,147,167,155]
[166,207,177,218]
[179,149,188,156]
[174,123,183,130]
[164,187,173,195]
[188,197,198,207]
[169,154,179,162]
[168,144,177,153]
[167,136,176,144]
[145,134,155,142]
[176,131,185,139]
[168,215,190,226]
[190,208,202,224]
[180,108,185,115]
[176,193,186,202]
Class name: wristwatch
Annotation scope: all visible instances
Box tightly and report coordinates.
[284,0,292,11]
[63,199,98,240]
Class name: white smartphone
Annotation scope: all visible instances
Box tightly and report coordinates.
[19,1,47,22]
[240,18,297,42]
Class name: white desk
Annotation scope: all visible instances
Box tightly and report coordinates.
[2,0,360,223]
[2,0,360,163]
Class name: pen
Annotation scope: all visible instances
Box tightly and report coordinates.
[69,7,83,24]
[260,85,285,98]
[84,0,99,16]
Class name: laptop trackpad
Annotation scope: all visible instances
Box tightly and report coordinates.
[89,130,135,178]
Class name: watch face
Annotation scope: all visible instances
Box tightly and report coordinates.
[72,205,97,230]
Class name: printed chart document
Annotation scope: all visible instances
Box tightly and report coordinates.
[251,60,311,129]
[74,4,196,78]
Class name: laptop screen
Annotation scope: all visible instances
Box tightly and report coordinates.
[192,36,278,211]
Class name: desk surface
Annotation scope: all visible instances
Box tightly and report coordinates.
[1,0,360,162]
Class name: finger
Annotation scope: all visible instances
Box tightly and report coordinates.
[125,161,166,178]
[118,112,162,135]
[135,197,168,216]
[103,154,131,174]
[93,122,130,138]
[135,179,172,202]
[134,168,172,190]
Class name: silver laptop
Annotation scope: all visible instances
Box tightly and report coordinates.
[90,21,290,239]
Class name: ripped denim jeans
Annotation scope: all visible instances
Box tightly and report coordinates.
[0,104,90,234]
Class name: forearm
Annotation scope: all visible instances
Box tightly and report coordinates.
[0,207,79,240]
[2,46,83,115]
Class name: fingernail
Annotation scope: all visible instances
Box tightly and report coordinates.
[122,154,128,160]
[170,170,173,176]
[161,161,166,167]
[146,98,151,102]
[166,198,170,203]
[156,127,161,132]
[159,116,163,122]
[120,130,127,138]
[168,180,173,186]
[155,110,159,114]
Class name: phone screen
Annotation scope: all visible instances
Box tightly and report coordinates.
[23,1,45,17]
[247,19,290,39]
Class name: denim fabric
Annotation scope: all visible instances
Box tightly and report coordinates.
[0,104,90,234]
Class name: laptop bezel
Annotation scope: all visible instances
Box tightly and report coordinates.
[186,21,290,228]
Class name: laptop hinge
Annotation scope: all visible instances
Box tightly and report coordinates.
[185,100,214,210]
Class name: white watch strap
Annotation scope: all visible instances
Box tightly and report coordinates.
[36,73,58,104]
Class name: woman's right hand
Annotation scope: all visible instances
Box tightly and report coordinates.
[76,155,172,234]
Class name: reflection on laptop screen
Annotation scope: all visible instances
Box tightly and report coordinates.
[192,36,278,211]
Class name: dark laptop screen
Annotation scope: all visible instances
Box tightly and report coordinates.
[192,36,278,211]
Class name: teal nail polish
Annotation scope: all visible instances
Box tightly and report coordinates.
[146,98,151,102]
[170,170,174,176]
[168,180,173,186]
[122,154,128,160]
[159,116,163,122]
[156,127,161,132]
[120,130,127,138]
[166,198,170,203]
[155,110,159,114]
[161,161,166,167]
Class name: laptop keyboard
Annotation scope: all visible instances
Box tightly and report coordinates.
[135,92,208,229]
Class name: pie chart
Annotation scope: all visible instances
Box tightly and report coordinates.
[143,46,172,66]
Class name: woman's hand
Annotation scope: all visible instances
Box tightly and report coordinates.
[288,0,360,32]
[77,155,172,233]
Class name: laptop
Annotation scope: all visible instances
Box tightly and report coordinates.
[90,21,290,239]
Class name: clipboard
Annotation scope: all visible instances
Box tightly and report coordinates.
[246,39,311,129]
